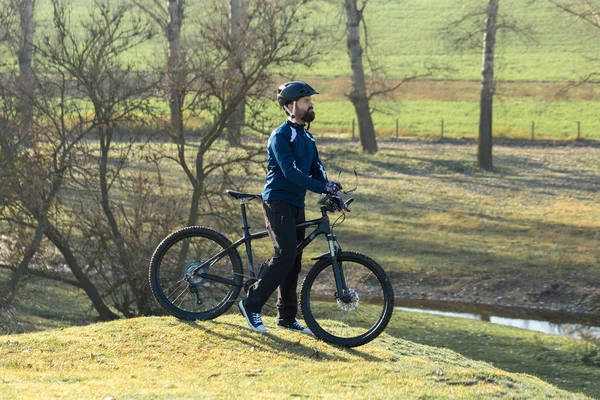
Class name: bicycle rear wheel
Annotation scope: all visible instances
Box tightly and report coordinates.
[149,226,243,320]
[300,251,394,347]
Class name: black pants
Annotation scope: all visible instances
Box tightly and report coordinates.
[244,200,305,325]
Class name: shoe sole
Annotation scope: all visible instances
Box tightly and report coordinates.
[238,300,266,333]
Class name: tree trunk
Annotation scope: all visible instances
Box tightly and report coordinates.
[167,0,184,138]
[97,126,150,314]
[344,0,377,154]
[44,223,119,321]
[478,0,498,170]
[17,0,35,135]
[0,221,43,306]
[179,155,204,265]
[226,0,247,147]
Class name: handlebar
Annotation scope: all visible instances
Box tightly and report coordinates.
[318,193,354,213]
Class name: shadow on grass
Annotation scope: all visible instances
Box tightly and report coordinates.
[339,142,599,196]
[181,319,384,363]
[385,316,600,399]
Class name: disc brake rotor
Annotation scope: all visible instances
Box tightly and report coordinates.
[336,288,359,311]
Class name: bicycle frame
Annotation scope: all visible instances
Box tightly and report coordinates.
[193,198,348,298]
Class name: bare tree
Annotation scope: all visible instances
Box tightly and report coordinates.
[0,100,44,306]
[344,0,377,153]
[548,0,600,84]
[444,1,531,170]
[225,0,248,146]
[37,0,165,316]
[341,0,430,154]
[155,0,320,230]
[0,70,119,319]
[0,0,37,306]
[479,0,498,170]
[134,0,184,148]
[17,0,35,134]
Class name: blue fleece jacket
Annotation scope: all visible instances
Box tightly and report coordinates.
[261,119,328,208]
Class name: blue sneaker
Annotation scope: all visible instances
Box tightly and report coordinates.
[238,300,266,333]
[277,321,312,335]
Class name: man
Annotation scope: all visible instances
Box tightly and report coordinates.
[238,81,341,333]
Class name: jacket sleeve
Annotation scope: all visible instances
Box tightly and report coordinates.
[310,147,328,183]
[270,132,326,194]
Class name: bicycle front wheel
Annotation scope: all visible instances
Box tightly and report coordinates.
[300,251,394,347]
[149,226,243,320]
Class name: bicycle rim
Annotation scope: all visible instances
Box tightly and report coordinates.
[149,227,243,320]
[301,252,394,347]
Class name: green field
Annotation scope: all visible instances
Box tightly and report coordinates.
[298,98,600,139]
[32,0,600,81]
[25,0,600,139]
[306,0,600,81]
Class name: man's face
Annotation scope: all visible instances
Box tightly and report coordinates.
[293,96,315,123]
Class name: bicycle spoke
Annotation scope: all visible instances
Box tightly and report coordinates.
[164,279,187,296]
[172,285,190,305]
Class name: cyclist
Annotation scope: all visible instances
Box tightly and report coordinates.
[238,81,341,334]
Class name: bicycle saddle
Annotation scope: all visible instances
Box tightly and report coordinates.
[226,190,262,201]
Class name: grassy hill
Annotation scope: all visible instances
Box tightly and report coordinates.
[0,315,593,399]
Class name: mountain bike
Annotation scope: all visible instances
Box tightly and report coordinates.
[149,178,394,347]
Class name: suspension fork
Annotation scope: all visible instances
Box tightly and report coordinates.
[326,232,348,299]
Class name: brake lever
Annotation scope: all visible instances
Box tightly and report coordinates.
[338,170,358,195]
[343,197,354,212]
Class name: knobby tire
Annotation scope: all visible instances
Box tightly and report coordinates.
[149,226,243,320]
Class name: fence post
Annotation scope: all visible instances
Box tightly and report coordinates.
[577,121,581,140]
[352,119,355,140]
[396,119,399,139]
[531,121,535,141]
[441,120,444,139]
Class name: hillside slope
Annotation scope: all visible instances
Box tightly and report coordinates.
[0,316,591,399]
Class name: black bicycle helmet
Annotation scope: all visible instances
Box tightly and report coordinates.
[277,81,319,107]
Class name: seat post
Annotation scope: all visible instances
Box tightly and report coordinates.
[239,199,258,278]
[240,200,251,236]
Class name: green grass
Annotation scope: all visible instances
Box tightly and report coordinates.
[49,137,598,307]
[31,0,600,81]
[0,270,97,334]
[1,138,598,397]
[16,0,599,141]
[299,98,600,140]
[389,309,600,397]
[319,140,599,284]
[233,139,600,310]
[0,315,594,399]
[299,0,600,82]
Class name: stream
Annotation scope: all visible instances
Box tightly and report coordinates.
[395,299,600,340]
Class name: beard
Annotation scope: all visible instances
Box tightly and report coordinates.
[302,108,315,123]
